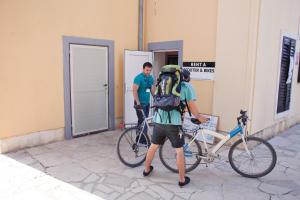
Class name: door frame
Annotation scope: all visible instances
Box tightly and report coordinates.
[63,36,115,139]
[148,40,183,67]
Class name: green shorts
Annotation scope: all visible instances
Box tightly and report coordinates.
[151,123,184,148]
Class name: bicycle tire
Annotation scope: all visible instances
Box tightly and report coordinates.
[228,136,277,178]
[159,134,202,173]
[117,126,150,167]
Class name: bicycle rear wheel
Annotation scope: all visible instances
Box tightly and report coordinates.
[228,136,277,178]
[117,127,150,167]
[159,134,202,173]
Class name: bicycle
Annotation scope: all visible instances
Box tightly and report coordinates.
[117,106,153,167]
[159,110,277,178]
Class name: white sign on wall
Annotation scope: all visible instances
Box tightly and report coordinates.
[183,62,215,80]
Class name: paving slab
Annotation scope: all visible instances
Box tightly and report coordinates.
[0,155,103,200]
[3,125,300,200]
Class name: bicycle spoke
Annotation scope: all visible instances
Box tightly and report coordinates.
[229,137,276,178]
[117,127,150,167]
[136,152,147,158]
[123,132,134,146]
[159,134,202,173]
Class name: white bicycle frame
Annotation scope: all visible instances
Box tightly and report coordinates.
[140,116,153,132]
[184,117,251,159]
[138,111,252,159]
[136,109,153,136]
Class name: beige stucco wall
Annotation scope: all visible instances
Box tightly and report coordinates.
[0,0,139,139]
[213,0,261,132]
[2,0,299,143]
[144,0,218,115]
[213,0,300,133]
[251,0,300,134]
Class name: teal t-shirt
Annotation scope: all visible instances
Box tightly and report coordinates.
[153,82,197,125]
[133,73,154,105]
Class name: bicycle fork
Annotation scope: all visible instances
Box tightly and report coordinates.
[240,134,254,159]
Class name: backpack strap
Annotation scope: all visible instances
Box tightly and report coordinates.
[170,74,177,92]
[185,99,192,117]
[167,111,171,123]
[155,77,162,95]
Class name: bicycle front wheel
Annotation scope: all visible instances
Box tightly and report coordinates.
[117,127,150,167]
[228,136,277,178]
[159,134,202,173]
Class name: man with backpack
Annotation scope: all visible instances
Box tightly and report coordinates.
[132,62,155,143]
[142,66,208,187]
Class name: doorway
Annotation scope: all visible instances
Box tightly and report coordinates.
[63,36,115,139]
[70,44,108,136]
[153,50,179,81]
[123,41,182,126]
[148,40,183,81]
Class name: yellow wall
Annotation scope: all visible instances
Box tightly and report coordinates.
[144,0,218,114]
[2,0,300,140]
[0,0,139,139]
[213,0,261,132]
[251,0,300,133]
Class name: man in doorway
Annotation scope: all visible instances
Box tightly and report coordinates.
[142,69,208,187]
[132,62,155,143]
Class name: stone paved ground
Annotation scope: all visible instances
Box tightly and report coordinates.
[0,155,104,200]
[4,124,300,200]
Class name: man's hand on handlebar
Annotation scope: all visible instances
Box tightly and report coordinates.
[134,104,143,110]
[196,114,209,124]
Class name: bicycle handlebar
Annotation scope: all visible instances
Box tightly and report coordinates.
[191,118,201,125]
[237,110,248,126]
[185,116,210,125]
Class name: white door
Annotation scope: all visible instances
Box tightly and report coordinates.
[124,50,153,125]
[70,44,108,136]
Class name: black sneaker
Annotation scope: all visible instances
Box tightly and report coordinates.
[143,166,154,177]
[178,176,190,187]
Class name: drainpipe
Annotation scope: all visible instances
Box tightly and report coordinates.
[138,0,144,50]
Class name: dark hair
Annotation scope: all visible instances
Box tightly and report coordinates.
[182,69,191,82]
[143,62,153,69]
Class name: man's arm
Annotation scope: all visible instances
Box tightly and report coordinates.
[150,76,155,96]
[133,84,140,105]
[151,85,155,96]
[187,100,208,123]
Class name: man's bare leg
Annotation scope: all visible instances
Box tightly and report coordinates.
[145,144,159,172]
[175,147,186,182]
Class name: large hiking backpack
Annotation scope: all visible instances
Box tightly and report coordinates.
[153,65,183,122]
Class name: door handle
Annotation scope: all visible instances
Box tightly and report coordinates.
[103,84,108,87]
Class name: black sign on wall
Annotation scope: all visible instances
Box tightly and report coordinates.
[183,62,215,68]
[183,62,215,80]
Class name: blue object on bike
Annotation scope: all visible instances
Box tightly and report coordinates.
[229,125,243,138]
[183,144,193,157]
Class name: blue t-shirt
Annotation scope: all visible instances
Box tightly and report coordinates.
[153,82,197,125]
[133,73,154,105]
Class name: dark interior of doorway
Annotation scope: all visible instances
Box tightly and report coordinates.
[153,51,178,81]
